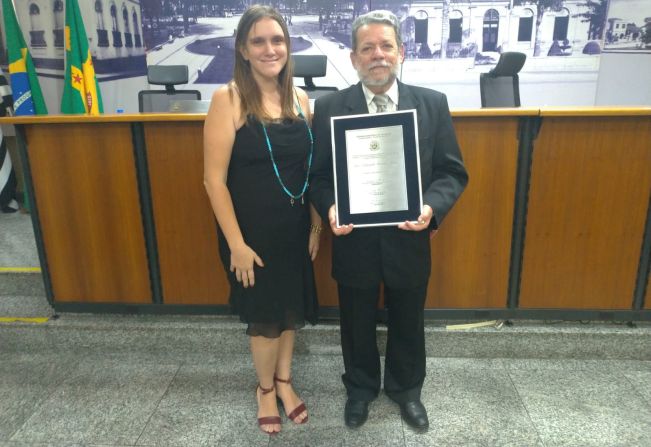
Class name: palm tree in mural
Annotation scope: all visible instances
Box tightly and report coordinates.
[573,0,609,40]
[643,19,651,46]
[514,0,564,56]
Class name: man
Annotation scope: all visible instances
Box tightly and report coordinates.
[310,10,468,431]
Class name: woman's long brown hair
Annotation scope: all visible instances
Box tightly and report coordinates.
[231,5,297,123]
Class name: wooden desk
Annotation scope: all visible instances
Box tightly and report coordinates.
[2,108,649,319]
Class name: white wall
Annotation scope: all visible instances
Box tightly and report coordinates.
[101,76,149,113]
[595,53,651,106]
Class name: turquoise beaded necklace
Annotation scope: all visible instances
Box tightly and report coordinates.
[260,112,313,206]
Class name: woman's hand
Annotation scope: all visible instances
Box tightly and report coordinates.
[230,243,264,288]
[308,229,320,261]
[308,204,322,261]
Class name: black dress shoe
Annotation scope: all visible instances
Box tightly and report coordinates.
[344,398,369,428]
[400,400,429,431]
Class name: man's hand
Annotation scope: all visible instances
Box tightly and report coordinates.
[398,205,434,232]
[328,205,353,236]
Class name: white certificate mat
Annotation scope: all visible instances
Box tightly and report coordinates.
[344,125,408,214]
[331,110,423,228]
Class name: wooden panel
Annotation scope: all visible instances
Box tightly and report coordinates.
[520,117,651,309]
[426,117,519,308]
[26,123,151,303]
[144,122,229,305]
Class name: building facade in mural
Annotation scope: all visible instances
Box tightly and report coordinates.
[398,0,602,60]
[7,0,146,77]
[107,0,607,59]
[603,0,651,52]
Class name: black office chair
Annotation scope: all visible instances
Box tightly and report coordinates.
[479,52,526,107]
[291,54,337,100]
[138,65,201,112]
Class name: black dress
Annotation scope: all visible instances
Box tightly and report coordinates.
[218,115,318,338]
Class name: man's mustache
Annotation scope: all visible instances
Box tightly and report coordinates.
[368,61,391,69]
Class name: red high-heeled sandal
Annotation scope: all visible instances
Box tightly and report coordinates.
[256,384,281,434]
[274,375,308,424]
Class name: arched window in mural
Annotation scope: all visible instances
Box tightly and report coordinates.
[29,3,47,48]
[123,5,133,47]
[449,10,462,44]
[482,9,499,52]
[110,3,123,47]
[414,10,428,46]
[122,6,130,32]
[110,3,119,31]
[96,1,105,29]
[413,10,430,59]
[133,9,142,48]
[553,8,570,41]
[518,8,534,42]
[96,1,109,47]
[53,0,64,47]
[29,3,40,28]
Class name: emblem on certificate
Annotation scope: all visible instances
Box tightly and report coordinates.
[331,110,423,228]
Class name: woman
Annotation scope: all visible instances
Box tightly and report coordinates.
[203,5,321,435]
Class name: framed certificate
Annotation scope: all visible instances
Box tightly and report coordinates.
[331,110,423,228]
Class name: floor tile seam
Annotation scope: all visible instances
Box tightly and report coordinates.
[500,358,651,371]
[621,372,651,410]
[504,368,547,447]
[3,323,650,338]
[0,321,342,331]
[133,362,184,447]
[0,294,49,299]
[6,314,651,331]
[6,355,84,443]
[4,348,649,362]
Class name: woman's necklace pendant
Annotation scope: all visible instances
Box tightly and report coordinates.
[261,117,313,208]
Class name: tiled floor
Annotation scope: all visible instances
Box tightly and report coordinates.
[1,350,651,446]
[2,211,651,447]
[0,212,39,268]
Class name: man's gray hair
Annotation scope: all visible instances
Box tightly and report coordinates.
[351,10,403,51]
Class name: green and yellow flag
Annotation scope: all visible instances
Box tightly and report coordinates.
[2,0,48,115]
[60,0,103,114]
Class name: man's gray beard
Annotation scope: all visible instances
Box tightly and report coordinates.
[357,63,401,87]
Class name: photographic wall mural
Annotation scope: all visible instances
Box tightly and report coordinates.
[1,0,649,110]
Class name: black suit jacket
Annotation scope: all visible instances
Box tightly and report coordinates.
[310,81,468,288]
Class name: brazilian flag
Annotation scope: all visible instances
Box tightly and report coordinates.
[61,0,103,114]
[1,0,48,116]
